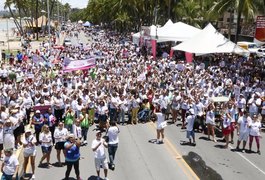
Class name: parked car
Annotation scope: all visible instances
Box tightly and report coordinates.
[256,48,265,57]
[237,41,260,53]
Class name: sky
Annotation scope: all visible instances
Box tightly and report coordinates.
[0,0,88,10]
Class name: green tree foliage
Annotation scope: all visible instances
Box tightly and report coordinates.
[208,0,265,42]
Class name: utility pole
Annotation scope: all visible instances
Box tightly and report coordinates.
[47,0,51,49]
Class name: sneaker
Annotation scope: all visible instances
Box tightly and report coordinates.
[257,150,261,155]
[242,149,245,153]
[83,140,87,144]
[31,174,35,179]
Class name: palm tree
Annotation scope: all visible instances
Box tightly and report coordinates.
[208,0,263,42]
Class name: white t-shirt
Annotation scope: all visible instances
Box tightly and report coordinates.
[39,132,52,147]
[186,115,195,131]
[108,126,119,145]
[91,139,106,159]
[97,105,108,115]
[249,121,261,136]
[206,111,215,124]
[3,155,19,175]
[237,116,251,133]
[22,135,37,154]
[54,128,68,143]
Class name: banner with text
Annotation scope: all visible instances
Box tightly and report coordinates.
[63,58,96,72]
[254,16,265,45]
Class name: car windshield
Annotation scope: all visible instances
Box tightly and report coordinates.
[249,44,259,49]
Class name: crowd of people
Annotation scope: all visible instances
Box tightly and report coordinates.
[0,23,264,180]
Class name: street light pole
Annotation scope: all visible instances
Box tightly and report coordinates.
[6,18,10,52]
[47,0,51,49]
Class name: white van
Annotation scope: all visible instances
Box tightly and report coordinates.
[237,41,260,53]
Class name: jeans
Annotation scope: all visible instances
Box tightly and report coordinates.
[81,127,88,141]
[109,108,117,122]
[118,110,125,124]
[65,160,80,179]
[138,109,149,122]
[108,143,118,165]
[1,173,17,180]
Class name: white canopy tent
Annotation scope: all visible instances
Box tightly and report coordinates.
[132,20,201,44]
[155,22,201,42]
[172,23,249,55]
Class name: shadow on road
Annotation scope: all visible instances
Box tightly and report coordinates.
[183,151,223,180]
[88,175,103,180]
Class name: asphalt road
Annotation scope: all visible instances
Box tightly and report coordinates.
[23,118,265,180]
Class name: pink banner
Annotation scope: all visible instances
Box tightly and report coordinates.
[169,49,174,58]
[63,58,96,72]
[185,52,193,63]
[151,39,156,60]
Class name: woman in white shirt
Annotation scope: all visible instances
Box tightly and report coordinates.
[205,103,217,142]
[54,122,68,166]
[249,114,261,154]
[154,106,166,144]
[39,125,53,167]
[97,100,109,130]
[22,129,37,179]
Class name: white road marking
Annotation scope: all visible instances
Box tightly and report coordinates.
[229,145,265,176]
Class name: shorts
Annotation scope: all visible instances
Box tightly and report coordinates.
[186,130,195,139]
[222,127,231,136]
[55,141,66,150]
[238,132,249,141]
[41,146,52,154]
[24,150,36,157]
[94,157,108,171]
[230,122,236,131]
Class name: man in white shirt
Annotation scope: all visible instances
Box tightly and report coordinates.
[236,110,251,153]
[91,131,109,180]
[185,109,196,145]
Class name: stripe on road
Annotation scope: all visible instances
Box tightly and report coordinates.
[148,122,199,180]
[228,144,265,176]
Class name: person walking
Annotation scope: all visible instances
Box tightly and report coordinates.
[249,114,262,154]
[63,134,82,180]
[91,130,109,180]
[236,110,251,152]
[54,122,68,166]
[1,148,19,180]
[39,125,53,167]
[107,121,120,170]
[22,129,37,179]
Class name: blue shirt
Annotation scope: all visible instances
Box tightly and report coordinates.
[64,141,80,162]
